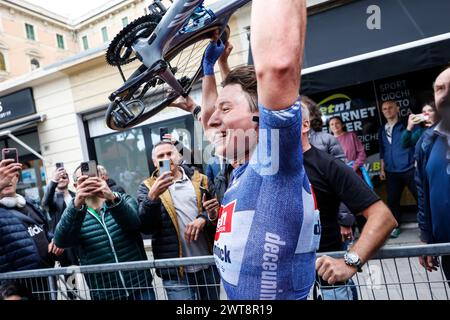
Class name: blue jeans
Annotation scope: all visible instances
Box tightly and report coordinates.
[163,266,220,300]
[320,279,358,300]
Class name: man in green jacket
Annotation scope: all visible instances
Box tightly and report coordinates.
[54,165,154,300]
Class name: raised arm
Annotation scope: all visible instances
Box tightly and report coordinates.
[251,0,307,110]
[201,38,225,131]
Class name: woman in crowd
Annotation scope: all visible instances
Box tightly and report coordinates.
[329,116,367,174]
[401,102,439,148]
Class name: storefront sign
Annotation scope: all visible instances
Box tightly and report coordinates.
[0,88,36,125]
[310,66,440,176]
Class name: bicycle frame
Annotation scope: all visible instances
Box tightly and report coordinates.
[106,0,251,130]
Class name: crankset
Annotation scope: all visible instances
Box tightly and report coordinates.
[106,14,161,67]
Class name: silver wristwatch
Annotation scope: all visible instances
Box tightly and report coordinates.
[344,251,363,272]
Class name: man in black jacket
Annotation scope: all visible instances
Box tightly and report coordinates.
[42,167,78,267]
[300,106,397,299]
[137,141,220,300]
[0,159,63,300]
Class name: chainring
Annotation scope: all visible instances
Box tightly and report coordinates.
[105,14,162,66]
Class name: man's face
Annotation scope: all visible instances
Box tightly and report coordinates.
[0,172,19,198]
[57,173,69,189]
[434,68,450,131]
[382,102,399,121]
[207,84,259,161]
[153,143,181,173]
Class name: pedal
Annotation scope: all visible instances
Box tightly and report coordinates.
[148,0,167,16]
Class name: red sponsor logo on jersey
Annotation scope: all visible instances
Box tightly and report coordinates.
[215,200,236,241]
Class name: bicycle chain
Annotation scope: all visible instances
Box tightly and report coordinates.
[105,14,162,67]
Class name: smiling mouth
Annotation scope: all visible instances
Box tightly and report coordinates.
[212,132,227,146]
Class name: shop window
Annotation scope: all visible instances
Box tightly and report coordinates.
[0,52,6,71]
[94,128,148,195]
[30,58,40,70]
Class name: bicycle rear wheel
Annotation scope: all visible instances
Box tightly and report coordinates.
[106,22,230,131]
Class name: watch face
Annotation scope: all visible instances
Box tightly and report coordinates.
[346,252,359,264]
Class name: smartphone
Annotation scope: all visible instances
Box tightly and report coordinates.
[200,186,212,201]
[56,162,64,169]
[159,159,171,176]
[2,148,19,163]
[160,127,169,141]
[80,160,98,177]
[414,113,430,122]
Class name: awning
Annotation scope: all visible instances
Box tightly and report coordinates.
[298,0,450,94]
[0,113,46,160]
[0,113,46,132]
[301,35,450,95]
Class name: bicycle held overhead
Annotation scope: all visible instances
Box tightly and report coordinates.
[105,0,251,131]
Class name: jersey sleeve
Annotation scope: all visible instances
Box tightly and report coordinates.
[251,98,302,176]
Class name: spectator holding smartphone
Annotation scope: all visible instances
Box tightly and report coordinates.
[401,102,440,148]
[0,158,64,300]
[42,164,80,290]
[137,141,220,300]
[54,163,154,300]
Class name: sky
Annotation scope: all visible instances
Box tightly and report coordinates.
[25,0,113,19]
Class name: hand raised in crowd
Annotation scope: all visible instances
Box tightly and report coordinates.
[74,176,103,208]
[340,225,353,243]
[202,194,220,221]
[407,113,424,131]
[48,239,64,256]
[316,256,358,285]
[51,167,67,183]
[185,218,206,243]
[89,177,116,202]
[148,171,174,201]
[0,159,22,191]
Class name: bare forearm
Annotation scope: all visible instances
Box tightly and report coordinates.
[251,0,307,109]
[351,201,397,263]
[218,61,231,80]
[201,75,218,130]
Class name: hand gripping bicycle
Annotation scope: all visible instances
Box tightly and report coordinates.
[105,0,251,131]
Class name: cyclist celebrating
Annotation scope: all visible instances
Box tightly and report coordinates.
[175,0,396,300]
[196,0,318,300]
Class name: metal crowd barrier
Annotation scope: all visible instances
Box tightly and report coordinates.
[1,244,450,300]
[315,243,450,300]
